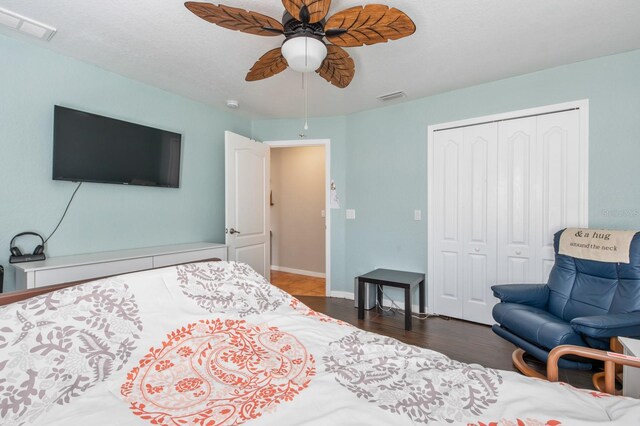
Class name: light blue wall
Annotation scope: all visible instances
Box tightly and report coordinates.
[0,34,250,291]
[254,49,640,301]
[4,30,640,302]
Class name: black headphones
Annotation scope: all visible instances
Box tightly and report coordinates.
[10,232,46,263]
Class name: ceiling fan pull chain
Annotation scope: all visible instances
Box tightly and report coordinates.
[304,72,309,130]
[305,35,308,69]
[304,31,308,130]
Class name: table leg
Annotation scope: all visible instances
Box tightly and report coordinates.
[376,284,383,309]
[358,278,365,320]
[419,280,425,314]
[405,286,412,331]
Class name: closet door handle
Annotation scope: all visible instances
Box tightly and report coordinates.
[515,249,522,255]
[229,228,241,235]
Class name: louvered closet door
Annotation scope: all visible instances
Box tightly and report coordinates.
[433,123,497,322]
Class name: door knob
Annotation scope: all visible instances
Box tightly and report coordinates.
[515,249,522,255]
[474,248,480,252]
[229,228,241,235]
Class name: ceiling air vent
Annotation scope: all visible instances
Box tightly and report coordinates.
[0,7,57,41]
[377,91,406,102]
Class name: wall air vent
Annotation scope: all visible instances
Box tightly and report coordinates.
[377,91,406,102]
[0,7,56,41]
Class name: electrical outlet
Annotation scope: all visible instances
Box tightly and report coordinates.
[346,209,356,220]
[414,209,422,221]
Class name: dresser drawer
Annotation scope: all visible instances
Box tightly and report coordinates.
[152,247,227,268]
[33,257,153,288]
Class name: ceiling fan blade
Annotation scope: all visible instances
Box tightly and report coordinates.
[261,26,285,35]
[281,0,332,24]
[246,48,289,81]
[325,5,416,47]
[316,45,355,88]
[185,2,283,36]
[324,28,347,37]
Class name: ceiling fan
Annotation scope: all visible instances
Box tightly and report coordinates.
[184,0,416,88]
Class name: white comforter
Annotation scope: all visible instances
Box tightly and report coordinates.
[1,261,639,425]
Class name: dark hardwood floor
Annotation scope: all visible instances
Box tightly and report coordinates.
[297,295,595,390]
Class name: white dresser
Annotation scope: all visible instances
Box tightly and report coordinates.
[619,337,640,398]
[12,242,227,290]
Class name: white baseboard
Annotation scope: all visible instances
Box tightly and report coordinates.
[271,265,326,278]
[330,291,353,299]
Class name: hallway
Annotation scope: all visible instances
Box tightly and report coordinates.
[270,270,325,297]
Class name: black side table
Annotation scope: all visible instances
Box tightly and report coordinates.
[357,268,425,331]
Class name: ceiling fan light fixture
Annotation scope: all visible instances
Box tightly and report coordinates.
[185,1,416,87]
[281,36,327,73]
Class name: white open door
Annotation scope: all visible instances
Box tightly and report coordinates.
[225,131,270,279]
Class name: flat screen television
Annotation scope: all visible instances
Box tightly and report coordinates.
[53,106,182,188]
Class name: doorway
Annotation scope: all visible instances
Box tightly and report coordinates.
[266,139,331,297]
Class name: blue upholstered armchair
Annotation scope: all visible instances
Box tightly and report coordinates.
[492,229,640,371]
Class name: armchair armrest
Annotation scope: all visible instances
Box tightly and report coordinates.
[491,284,549,309]
[571,312,640,339]
[547,344,640,395]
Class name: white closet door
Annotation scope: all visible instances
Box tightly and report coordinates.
[462,123,498,324]
[496,111,582,285]
[496,117,539,285]
[537,109,583,281]
[431,106,586,324]
[433,123,497,322]
[432,128,465,318]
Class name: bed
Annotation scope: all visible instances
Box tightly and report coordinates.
[1,261,639,425]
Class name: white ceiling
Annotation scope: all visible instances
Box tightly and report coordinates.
[2,0,640,119]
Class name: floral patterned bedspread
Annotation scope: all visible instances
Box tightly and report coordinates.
[1,261,639,425]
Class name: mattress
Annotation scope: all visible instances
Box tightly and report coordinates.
[1,261,639,425]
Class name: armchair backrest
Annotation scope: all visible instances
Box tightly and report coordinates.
[547,229,640,321]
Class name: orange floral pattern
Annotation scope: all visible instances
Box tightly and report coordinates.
[121,319,315,426]
[176,346,193,357]
[154,360,174,372]
[174,377,204,393]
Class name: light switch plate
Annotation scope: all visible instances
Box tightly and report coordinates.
[414,209,422,221]
[346,209,356,220]
[321,210,326,217]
